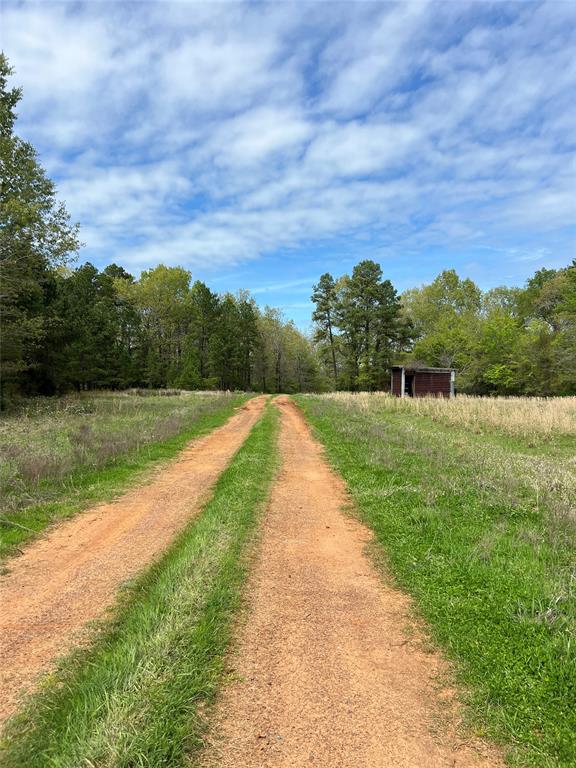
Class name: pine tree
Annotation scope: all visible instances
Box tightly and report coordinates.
[312,273,339,383]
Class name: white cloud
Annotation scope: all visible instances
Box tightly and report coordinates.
[1,0,574,277]
[207,107,313,168]
[318,1,432,116]
[159,34,278,114]
[251,278,317,295]
[305,120,423,178]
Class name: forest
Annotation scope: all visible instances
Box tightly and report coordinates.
[1,52,574,406]
[2,257,324,401]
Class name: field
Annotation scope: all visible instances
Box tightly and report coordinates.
[0,401,278,767]
[0,392,575,767]
[0,390,245,559]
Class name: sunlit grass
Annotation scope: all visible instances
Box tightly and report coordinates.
[298,393,576,767]
[0,391,247,560]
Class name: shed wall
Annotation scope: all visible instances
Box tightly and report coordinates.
[414,371,452,398]
[391,369,403,396]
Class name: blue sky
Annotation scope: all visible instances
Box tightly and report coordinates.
[2,0,575,329]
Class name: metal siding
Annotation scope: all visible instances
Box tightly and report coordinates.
[391,369,403,396]
[413,371,452,398]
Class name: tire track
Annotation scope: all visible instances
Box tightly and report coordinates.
[202,396,501,767]
[0,396,267,726]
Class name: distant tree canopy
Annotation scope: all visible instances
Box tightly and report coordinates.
[311,262,576,396]
[1,259,325,401]
[402,265,576,396]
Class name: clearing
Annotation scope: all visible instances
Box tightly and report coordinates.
[0,390,245,560]
[201,397,500,767]
[5,393,563,765]
[0,395,266,725]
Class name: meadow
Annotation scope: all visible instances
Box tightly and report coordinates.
[297,393,576,767]
[0,390,246,560]
[333,392,576,440]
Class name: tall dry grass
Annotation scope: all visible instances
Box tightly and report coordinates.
[321,392,576,441]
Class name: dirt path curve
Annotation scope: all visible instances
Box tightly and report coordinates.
[0,396,266,726]
[203,396,501,768]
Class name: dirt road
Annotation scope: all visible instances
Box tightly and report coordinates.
[202,396,501,768]
[0,396,266,725]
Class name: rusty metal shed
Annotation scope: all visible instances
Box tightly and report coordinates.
[390,366,455,398]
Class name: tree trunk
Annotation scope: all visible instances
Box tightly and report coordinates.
[327,316,338,382]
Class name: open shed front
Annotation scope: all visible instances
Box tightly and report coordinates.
[391,366,455,398]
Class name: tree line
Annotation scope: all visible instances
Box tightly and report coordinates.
[401,265,575,396]
[311,261,575,396]
[1,249,324,403]
[0,54,322,406]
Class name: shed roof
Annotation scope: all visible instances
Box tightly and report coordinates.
[391,365,454,373]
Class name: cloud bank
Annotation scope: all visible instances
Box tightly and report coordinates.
[3,0,575,284]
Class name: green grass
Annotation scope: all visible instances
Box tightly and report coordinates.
[296,395,576,768]
[0,392,248,561]
[0,400,278,768]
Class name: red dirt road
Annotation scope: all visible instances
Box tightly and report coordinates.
[202,396,501,768]
[0,396,266,726]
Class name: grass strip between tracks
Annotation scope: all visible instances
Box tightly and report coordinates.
[0,401,278,767]
[296,395,576,768]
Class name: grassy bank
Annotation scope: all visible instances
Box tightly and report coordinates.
[297,394,576,768]
[0,401,278,767]
[0,391,247,560]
